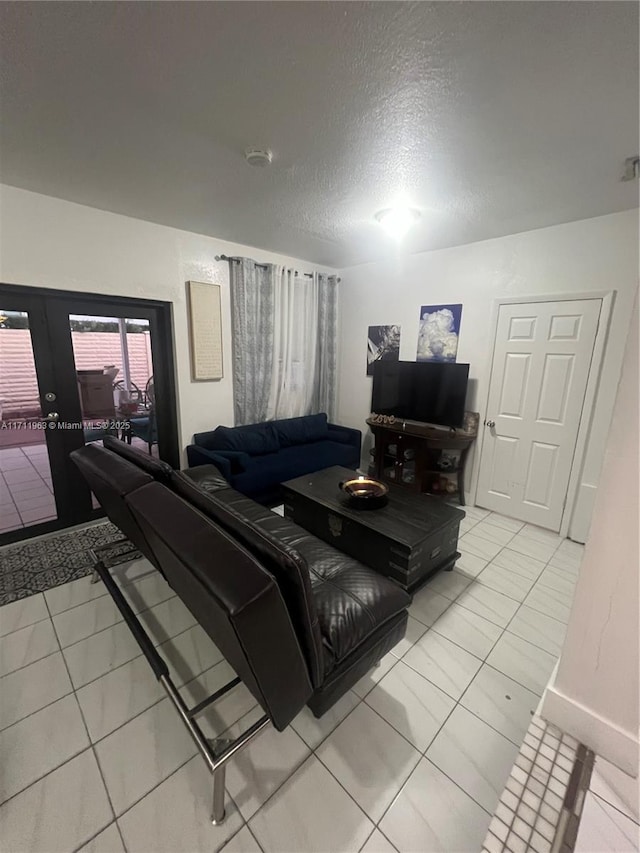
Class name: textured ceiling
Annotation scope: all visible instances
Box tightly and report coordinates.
[0,2,637,267]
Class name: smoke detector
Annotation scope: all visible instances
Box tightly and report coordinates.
[244,148,273,167]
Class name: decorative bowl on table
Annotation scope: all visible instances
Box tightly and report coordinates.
[339,476,389,510]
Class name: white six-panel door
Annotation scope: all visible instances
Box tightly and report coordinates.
[476,299,601,531]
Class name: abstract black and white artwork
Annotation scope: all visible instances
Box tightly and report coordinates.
[367,325,401,376]
[416,304,463,362]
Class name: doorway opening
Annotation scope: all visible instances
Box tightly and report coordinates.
[0,284,178,544]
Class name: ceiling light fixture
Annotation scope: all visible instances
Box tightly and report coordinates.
[374,207,421,239]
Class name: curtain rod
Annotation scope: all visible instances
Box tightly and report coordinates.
[215,254,340,282]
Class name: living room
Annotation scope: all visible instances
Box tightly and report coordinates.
[0,3,638,853]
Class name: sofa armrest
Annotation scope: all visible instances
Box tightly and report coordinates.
[327,423,362,451]
[186,445,231,477]
[188,446,251,475]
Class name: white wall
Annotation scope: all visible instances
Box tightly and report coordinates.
[0,185,337,460]
[336,210,639,540]
[541,295,639,776]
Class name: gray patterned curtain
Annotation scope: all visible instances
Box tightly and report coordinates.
[229,258,274,425]
[229,259,337,424]
[310,272,338,420]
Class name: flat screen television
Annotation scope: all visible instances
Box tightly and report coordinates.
[371,361,469,428]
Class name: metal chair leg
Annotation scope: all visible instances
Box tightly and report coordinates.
[93,558,271,826]
[211,766,227,825]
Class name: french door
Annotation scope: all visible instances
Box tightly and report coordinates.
[476,299,601,531]
[0,285,178,544]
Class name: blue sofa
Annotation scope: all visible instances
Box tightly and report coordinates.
[186,413,361,504]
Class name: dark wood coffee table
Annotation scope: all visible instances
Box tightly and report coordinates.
[282,466,465,593]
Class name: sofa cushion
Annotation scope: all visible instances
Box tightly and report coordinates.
[199,423,280,456]
[274,413,328,447]
[232,441,356,498]
[171,471,324,688]
[208,488,411,675]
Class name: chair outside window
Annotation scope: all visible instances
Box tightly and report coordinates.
[128,377,157,454]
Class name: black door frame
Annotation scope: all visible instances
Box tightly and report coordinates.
[0,282,179,545]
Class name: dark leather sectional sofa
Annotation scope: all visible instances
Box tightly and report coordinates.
[71,437,411,821]
[73,436,410,721]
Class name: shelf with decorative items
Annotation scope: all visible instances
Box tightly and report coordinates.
[366,412,479,505]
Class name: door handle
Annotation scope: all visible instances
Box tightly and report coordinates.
[45,412,60,423]
[486,420,495,428]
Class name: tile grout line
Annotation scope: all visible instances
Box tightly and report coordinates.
[403,526,573,735]
[0,469,22,530]
[52,588,183,654]
[1,510,581,850]
[221,823,266,853]
[52,590,177,651]
[50,602,260,844]
[36,587,250,851]
[371,635,514,826]
[456,528,570,622]
[110,722,251,844]
[67,617,213,692]
[393,532,569,728]
[0,608,51,644]
[0,650,75,733]
[70,821,121,853]
[300,600,508,839]
[229,700,384,845]
[496,535,570,653]
[44,565,176,620]
[81,654,246,749]
[588,788,640,829]
[367,516,579,839]
[402,606,543,701]
[11,448,56,525]
[42,593,123,845]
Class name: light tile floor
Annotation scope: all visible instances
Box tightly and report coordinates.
[0,506,585,852]
[575,756,640,853]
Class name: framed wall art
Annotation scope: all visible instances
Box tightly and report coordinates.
[187,281,224,380]
[367,324,401,376]
[416,303,462,363]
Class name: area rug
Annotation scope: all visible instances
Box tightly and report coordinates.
[0,522,136,606]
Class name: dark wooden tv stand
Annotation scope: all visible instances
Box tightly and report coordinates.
[366,414,478,505]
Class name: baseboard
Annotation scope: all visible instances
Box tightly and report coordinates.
[568,482,597,543]
[541,683,639,777]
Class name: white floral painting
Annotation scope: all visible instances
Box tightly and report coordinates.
[416,304,462,362]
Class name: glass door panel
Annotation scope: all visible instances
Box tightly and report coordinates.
[0,306,58,535]
[0,284,178,544]
[68,313,155,456]
[66,313,156,510]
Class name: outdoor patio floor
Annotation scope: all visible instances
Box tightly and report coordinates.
[0,439,155,534]
[0,444,55,533]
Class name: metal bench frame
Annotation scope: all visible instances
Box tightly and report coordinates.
[89,540,270,824]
